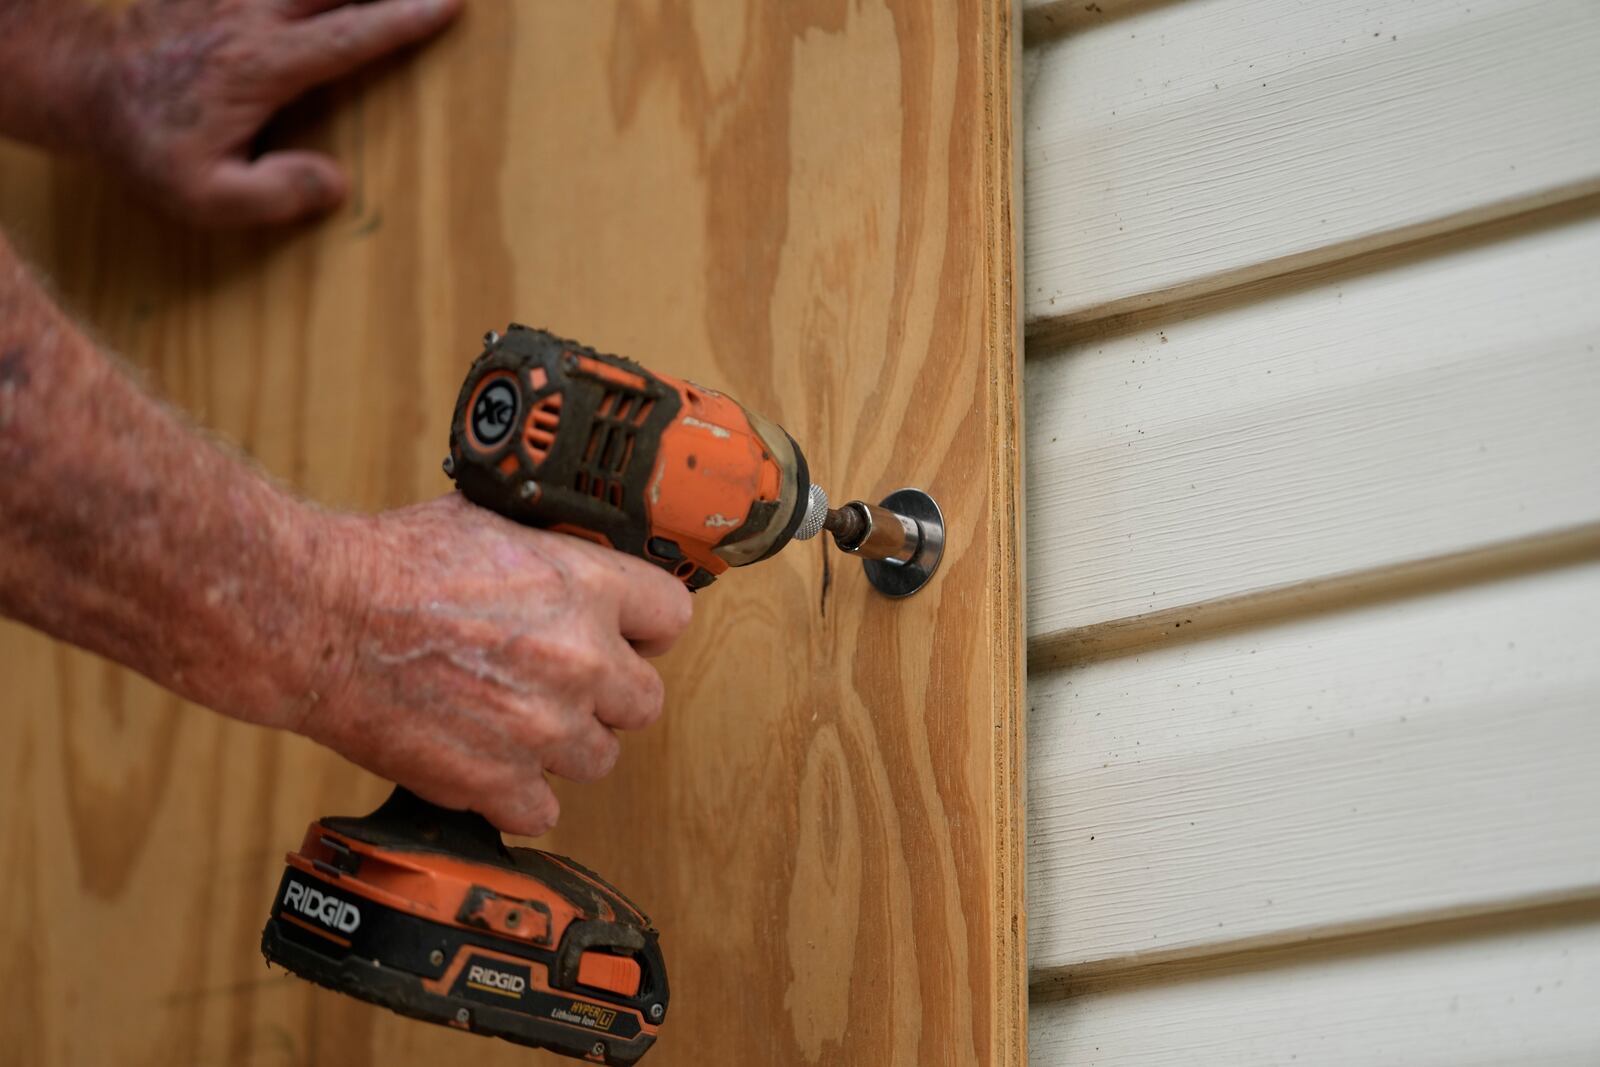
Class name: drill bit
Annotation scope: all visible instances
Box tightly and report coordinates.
[794,483,923,564]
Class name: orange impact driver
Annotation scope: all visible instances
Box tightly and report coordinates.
[260,326,945,1064]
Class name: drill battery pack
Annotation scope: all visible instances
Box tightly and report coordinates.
[260,789,667,1065]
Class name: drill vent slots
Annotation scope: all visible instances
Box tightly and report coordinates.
[523,392,563,466]
[574,388,656,509]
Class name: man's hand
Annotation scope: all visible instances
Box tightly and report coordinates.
[308,496,694,837]
[0,0,462,226]
[0,235,693,836]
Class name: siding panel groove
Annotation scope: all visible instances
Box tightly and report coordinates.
[1025,211,1600,641]
[1028,558,1600,977]
[1031,901,1600,1064]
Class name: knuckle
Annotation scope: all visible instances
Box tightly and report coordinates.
[667,587,694,631]
[569,556,613,597]
[228,42,277,89]
[545,644,602,695]
[541,635,600,687]
[540,648,583,688]
[575,635,609,671]
[570,732,619,783]
[514,709,562,753]
[321,19,363,61]
[639,571,692,630]
[635,668,666,724]
[592,729,621,770]
[524,776,559,821]
[536,795,561,834]
[499,782,558,836]
[547,717,585,752]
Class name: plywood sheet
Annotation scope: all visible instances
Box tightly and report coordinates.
[0,4,1024,1065]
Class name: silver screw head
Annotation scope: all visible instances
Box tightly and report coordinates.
[649,1003,665,1021]
[483,330,501,349]
[591,1041,606,1057]
[518,480,540,501]
[455,1007,470,1024]
[428,949,445,966]
[441,455,456,477]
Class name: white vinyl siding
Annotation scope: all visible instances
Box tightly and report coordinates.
[1020,0,1600,1060]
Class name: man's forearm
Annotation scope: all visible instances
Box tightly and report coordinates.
[0,1,116,155]
[0,0,680,835]
[0,233,350,729]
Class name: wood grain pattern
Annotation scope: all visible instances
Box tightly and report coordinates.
[0,4,1024,1065]
[1030,901,1600,1065]
[1022,0,1600,327]
[1028,556,1600,978]
[1024,206,1600,642]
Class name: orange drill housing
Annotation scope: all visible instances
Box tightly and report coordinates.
[448,325,810,589]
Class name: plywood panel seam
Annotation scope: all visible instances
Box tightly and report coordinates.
[983,0,1028,1061]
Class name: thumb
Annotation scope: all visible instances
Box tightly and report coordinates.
[483,774,563,838]
[183,151,348,228]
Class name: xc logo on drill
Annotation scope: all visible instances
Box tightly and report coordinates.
[473,381,518,446]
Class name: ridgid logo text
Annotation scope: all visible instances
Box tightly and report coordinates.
[283,879,362,933]
[468,963,527,995]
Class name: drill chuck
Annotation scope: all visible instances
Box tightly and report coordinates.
[793,484,830,541]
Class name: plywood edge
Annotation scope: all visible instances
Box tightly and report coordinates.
[982,1,1028,1063]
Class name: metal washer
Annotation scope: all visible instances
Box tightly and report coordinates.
[863,488,945,598]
